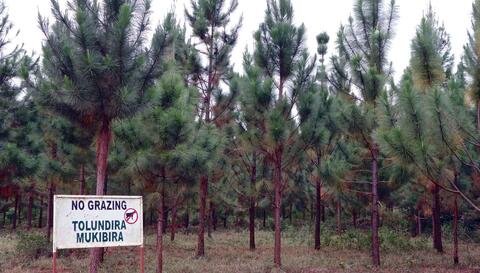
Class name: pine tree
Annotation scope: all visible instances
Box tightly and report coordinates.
[185,0,241,256]
[254,0,316,266]
[378,5,480,261]
[39,1,174,271]
[408,6,454,253]
[230,52,274,250]
[0,0,38,231]
[116,62,197,273]
[336,0,399,266]
[464,0,480,135]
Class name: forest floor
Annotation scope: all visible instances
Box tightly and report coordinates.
[1,227,479,273]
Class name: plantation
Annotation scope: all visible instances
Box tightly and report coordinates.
[1,0,480,272]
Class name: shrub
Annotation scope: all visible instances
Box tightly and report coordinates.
[16,231,49,259]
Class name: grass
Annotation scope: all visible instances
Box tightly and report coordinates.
[1,226,479,273]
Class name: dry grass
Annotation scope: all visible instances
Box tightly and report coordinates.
[1,227,479,273]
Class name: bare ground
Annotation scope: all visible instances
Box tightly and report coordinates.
[1,228,479,273]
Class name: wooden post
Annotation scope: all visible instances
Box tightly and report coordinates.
[52,250,57,273]
[140,245,144,273]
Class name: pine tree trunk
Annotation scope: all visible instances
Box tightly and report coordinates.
[314,176,321,250]
[248,155,256,249]
[162,206,168,234]
[453,195,459,265]
[411,210,418,237]
[336,200,341,235]
[171,205,177,241]
[371,144,381,266]
[156,187,165,273]
[207,202,212,238]
[46,180,55,240]
[150,209,154,226]
[212,203,217,231]
[223,214,227,229]
[12,192,19,230]
[89,121,111,273]
[38,195,43,228]
[263,209,266,229]
[249,199,256,250]
[18,192,22,225]
[431,183,443,253]
[185,210,189,230]
[273,145,283,267]
[197,175,208,257]
[80,164,86,195]
[27,184,34,229]
[417,210,422,235]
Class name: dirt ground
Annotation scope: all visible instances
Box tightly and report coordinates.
[1,228,479,273]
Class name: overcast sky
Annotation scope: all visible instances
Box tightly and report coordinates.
[6,0,475,80]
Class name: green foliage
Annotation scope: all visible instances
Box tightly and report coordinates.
[255,0,307,83]
[463,0,480,102]
[15,232,49,259]
[410,5,453,92]
[338,0,398,103]
[0,0,38,184]
[39,0,174,129]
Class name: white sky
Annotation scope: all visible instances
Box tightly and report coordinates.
[6,0,475,81]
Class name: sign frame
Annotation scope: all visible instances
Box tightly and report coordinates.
[52,195,144,273]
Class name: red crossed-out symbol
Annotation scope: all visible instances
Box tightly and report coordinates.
[124,208,138,224]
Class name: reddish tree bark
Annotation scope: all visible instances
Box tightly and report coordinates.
[89,121,111,273]
[371,144,380,266]
[156,187,165,273]
[162,205,168,234]
[18,192,22,225]
[80,164,86,195]
[184,210,189,229]
[38,195,43,228]
[249,201,255,250]
[171,205,177,241]
[314,176,321,250]
[197,175,208,257]
[212,203,217,231]
[417,210,422,235]
[249,159,257,250]
[46,180,55,240]
[27,183,35,229]
[431,184,443,253]
[47,142,57,240]
[262,209,266,228]
[207,202,212,238]
[273,145,283,267]
[453,195,459,265]
[12,192,19,230]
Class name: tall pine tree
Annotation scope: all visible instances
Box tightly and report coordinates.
[39,0,174,271]
[254,0,316,266]
[185,0,241,257]
[336,0,398,266]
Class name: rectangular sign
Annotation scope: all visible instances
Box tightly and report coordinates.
[53,195,143,250]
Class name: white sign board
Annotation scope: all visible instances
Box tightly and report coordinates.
[53,195,143,250]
